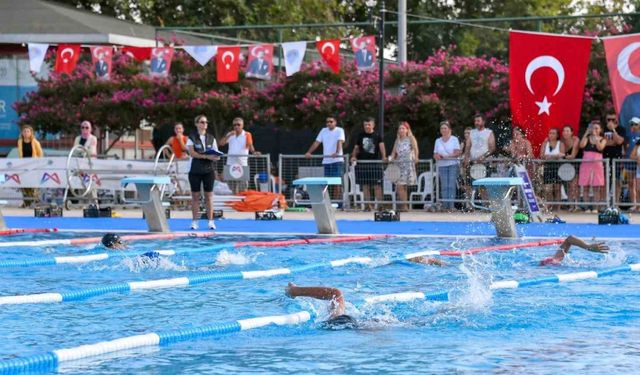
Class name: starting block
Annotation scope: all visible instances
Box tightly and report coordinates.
[121,176,171,232]
[472,177,524,238]
[292,177,341,234]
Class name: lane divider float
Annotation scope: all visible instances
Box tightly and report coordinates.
[0,228,58,236]
[0,232,217,249]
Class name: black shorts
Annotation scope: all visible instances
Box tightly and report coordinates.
[543,162,561,184]
[355,163,383,185]
[188,172,214,193]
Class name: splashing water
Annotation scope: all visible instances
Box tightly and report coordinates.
[214,250,264,266]
[121,256,188,273]
[453,254,494,311]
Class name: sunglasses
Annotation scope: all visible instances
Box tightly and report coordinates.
[607,118,617,122]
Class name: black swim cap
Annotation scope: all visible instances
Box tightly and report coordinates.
[320,314,358,330]
[101,233,122,248]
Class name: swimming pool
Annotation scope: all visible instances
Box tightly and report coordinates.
[0,233,638,373]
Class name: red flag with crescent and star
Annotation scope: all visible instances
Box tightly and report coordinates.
[317,39,340,74]
[509,31,592,156]
[216,46,240,83]
[121,47,152,62]
[54,44,81,74]
[90,46,113,80]
[604,33,640,127]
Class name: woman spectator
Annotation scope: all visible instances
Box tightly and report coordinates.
[540,128,566,213]
[460,127,473,210]
[73,120,98,157]
[390,121,418,211]
[578,120,607,213]
[17,125,43,207]
[630,139,640,213]
[433,121,461,211]
[164,122,189,159]
[561,125,581,211]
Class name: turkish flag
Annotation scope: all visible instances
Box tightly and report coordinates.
[317,39,340,74]
[217,46,240,83]
[90,46,113,80]
[509,31,592,156]
[604,33,640,129]
[121,47,152,62]
[54,44,81,74]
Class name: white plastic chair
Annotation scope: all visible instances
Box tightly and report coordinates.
[343,168,365,210]
[383,179,397,210]
[410,171,435,208]
[253,174,276,192]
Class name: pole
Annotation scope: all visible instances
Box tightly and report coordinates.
[378,0,386,141]
[398,0,407,65]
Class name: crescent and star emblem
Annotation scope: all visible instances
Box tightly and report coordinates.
[524,55,565,116]
[617,42,640,85]
[61,48,74,63]
[222,51,235,70]
[321,42,336,56]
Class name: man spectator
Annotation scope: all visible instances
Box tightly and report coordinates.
[463,114,495,206]
[73,120,98,157]
[603,113,627,207]
[625,117,640,211]
[350,117,386,211]
[305,116,346,202]
[219,117,259,193]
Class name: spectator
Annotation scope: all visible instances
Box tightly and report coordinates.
[219,118,259,194]
[626,117,640,212]
[460,126,473,209]
[433,120,461,212]
[305,116,346,201]
[17,125,43,208]
[603,113,627,207]
[630,136,640,212]
[579,120,607,213]
[73,120,98,157]
[504,126,533,163]
[540,128,566,213]
[465,115,496,206]
[350,117,386,211]
[186,114,220,230]
[561,125,581,211]
[164,122,189,159]
[390,121,418,211]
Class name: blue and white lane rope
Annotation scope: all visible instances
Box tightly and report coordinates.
[0,311,311,374]
[0,244,232,269]
[363,263,640,304]
[0,257,374,305]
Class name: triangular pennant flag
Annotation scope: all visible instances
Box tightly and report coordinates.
[54,44,81,74]
[28,43,48,73]
[216,46,240,83]
[350,36,376,71]
[246,44,274,80]
[316,39,340,74]
[282,41,306,77]
[183,45,218,66]
[121,47,152,62]
[90,46,113,80]
[150,47,174,77]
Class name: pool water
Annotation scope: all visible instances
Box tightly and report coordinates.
[0,234,638,373]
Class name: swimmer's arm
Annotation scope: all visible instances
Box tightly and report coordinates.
[552,235,610,260]
[407,256,447,266]
[285,283,345,317]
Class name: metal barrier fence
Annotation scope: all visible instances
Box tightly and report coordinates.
[612,158,638,210]
[212,154,272,194]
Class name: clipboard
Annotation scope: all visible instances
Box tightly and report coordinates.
[203,148,224,156]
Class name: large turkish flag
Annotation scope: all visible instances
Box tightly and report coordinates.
[317,39,340,74]
[54,44,81,74]
[604,33,640,129]
[509,31,592,156]
[216,46,240,83]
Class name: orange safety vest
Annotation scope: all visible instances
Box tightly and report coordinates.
[170,135,188,158]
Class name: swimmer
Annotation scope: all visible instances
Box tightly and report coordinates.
[407,256,447,266]
[540,235,609,266]
[101,233,162,262]
[285,282,357,329]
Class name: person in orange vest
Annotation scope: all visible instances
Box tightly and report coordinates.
[164,122,189,159]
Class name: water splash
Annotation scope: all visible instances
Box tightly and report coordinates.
[120,256,188,272]
[452,254,494,311]
[214,250,263,266]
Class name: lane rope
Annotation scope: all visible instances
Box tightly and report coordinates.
[0,228,58,236]
[0,232,216,248]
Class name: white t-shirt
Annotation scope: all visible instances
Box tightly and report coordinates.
[226,130,252,166]
[434,136,461,167]
[469,128,493,160]
[186,136,218,170]
[316,127,345,164]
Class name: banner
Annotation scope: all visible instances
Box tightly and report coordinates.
[121,47,152,62]
[90,46,113,80]
[282,41,306,77]
[183,45,218,66]
[27,43,48,73]
[217,46,240,83]
[246,44,273,80]
[351,36,376,71]
[54,44,81,74]
[604,33,640,128]
[150,47,174,78]
[316,39,340,74]
[509,31,592,155]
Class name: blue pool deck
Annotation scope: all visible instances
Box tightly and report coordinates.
[4,211,639,239]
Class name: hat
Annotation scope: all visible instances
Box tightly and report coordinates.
[101,233,122,248]
[629,117,640,125]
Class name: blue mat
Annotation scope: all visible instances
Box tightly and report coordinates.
[5,216,639,239]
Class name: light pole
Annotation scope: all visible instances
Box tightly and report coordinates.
[366,0,385,141]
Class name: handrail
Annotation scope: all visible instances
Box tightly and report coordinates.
[153,145,176,176]
[64,145,94,199]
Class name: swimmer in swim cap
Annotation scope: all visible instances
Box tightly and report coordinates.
[285,282,357,329]
[101,233,162,261]
[540,235,609,266]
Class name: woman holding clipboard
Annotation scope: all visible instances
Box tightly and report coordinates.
[186,115,222,230]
